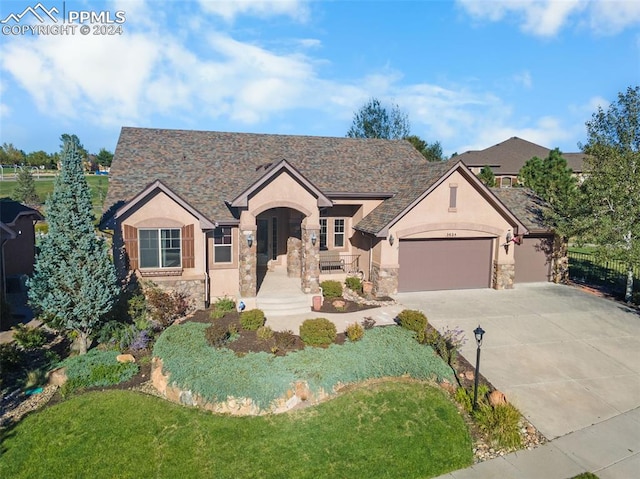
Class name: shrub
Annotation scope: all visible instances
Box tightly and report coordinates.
[361,317,376,330]
[320,280,342,299]
[396,310,428,341]
[12,324,47,349]
[455,387,472,412]
[274,330,296,350]
[345,276,362,293]
[300,318,337,347]
[145,284,192,327]
[60,349,138,396]
[240,309,265,331]
[256,325,274,341]
[210,296,236,319]
[345,322,364,342]
[0,343,23,372]
[205,323,230,347]
[473,403,522,449]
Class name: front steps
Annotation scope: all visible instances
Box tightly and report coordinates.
[256,293,313,318]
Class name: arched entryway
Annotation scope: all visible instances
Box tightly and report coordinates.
[255,207,305,292]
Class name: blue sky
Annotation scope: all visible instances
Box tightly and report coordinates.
[1,0,638,158]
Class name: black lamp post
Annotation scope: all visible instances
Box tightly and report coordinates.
[472,325,485,410]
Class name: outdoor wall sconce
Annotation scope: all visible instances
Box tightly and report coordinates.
[311,232,317,246]
[472,325,485,410]
[247,233,253,248]
[389,234,394,246]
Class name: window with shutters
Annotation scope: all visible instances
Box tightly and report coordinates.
[139,228,181,268]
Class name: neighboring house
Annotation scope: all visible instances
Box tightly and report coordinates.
[0,198,43,298]
[102,127,563,309]
[459,137,587,188]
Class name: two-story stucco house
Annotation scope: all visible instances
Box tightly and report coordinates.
[102,128,560,309]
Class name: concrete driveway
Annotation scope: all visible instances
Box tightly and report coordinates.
[395,283,640,440]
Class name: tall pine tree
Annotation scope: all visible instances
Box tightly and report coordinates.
[28,135,118,353]
[14,167,40,206]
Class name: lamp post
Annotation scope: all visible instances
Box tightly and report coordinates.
[472,325,485,410]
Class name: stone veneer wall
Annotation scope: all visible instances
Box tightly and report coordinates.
[147,279,206,310]
[300,228,320,293]
[371,264,398,297]
[493,262,515,290]
[287,237,302,278]
[239,233,257,297]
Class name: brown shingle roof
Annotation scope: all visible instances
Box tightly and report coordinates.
[105,127,429,224]
[458,137,586,175]
[355,159,458,235]
[490,187,551,232]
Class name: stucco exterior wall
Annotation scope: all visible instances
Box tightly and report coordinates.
[123,191,205,274]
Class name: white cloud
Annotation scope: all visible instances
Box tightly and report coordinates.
[457,0,640,36]
[197,0,309,22]
[513,70,533,89]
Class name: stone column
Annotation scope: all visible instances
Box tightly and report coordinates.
[371,263,399,297]
[239,229,257,297]
[287,237,302,278]
[493,261,515,290]
[301,226,320,294]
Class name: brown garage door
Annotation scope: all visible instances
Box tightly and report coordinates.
[398,238,493,292]
[514,235,553,283]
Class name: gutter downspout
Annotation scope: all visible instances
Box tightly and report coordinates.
[203,230,210,308]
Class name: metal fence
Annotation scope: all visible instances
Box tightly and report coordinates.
[568,250,639,298]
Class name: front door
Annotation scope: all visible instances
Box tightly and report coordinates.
[257,218,269,268]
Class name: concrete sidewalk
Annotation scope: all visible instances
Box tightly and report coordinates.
[435,406,640,479]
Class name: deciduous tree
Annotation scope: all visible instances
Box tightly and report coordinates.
[576,86,640,302]
[347,98,410,139]
[28,135,119,353]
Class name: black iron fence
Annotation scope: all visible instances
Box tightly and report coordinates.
[568,250,639,299]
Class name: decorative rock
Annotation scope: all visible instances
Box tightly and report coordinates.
[116,354,136,363]
[48,367,67,387]
[464,370,475,381]
[488,390,507,407]
[332,299,346,309]
[295,381,309,401]
[439,379,457,394]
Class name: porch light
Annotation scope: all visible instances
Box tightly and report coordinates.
[310,231,317,246]
[247,233,253,248]
[389,233,394,246]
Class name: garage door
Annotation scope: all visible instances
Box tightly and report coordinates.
[398,238,493,292]
[514,235,553,283]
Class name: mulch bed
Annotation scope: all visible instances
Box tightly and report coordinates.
[313,298,380,314]
[186,309,345,355]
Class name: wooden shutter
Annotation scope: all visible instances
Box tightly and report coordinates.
[182,224,195,268]
[123,224,139,270]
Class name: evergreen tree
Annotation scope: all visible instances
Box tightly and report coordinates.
[519,149,577,211]
[28,135,119,353]
[14,167,40,206]
[477,165,496,187]
[405,135,444,162]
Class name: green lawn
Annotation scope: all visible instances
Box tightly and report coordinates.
[0,381,473,478]
[0,174,108,218]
